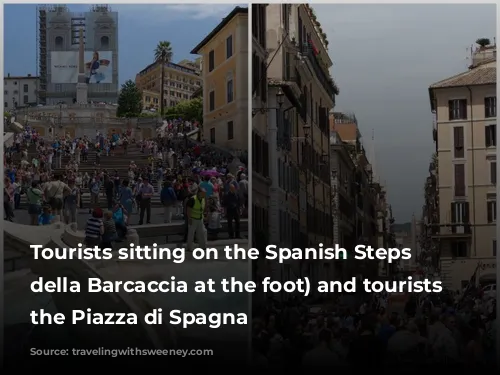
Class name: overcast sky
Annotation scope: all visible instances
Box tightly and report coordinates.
[315,4,496,222]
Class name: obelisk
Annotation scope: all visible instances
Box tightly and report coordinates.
[76,28,88,104]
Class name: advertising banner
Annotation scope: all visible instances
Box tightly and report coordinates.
[51,51,113,84]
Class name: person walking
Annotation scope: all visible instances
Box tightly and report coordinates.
[223,184,241,239]
[89,176,101,213]
[186,186,207,250]
[138,177,154,225]
[85,207,104,247]
[43,174,71,222]
[26,181,43,225]
[63,179,80,226]
[119,179,134,225]
[160,180,177,223]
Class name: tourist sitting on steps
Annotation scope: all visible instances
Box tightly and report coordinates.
[101,211,118,249]
[85,207,104,248]
[38,205,55,226]
[112,202,128,240]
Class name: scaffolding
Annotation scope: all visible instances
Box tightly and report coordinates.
[91,4,111,12]
[36,5,47,104]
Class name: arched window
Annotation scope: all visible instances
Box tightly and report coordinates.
[55,36,63,49]
[100,36,109,49]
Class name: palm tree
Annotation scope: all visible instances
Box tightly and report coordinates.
[154,41,173,117]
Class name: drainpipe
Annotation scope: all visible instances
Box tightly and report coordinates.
[466,86,477,259]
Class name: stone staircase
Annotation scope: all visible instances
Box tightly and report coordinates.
[19,145,166,208]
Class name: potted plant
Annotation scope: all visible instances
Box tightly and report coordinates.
[476,38,490,47]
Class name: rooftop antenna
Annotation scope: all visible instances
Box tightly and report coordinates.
[465,45,473,69]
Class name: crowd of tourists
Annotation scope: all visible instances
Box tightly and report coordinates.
[4,119,248,248]
[251,288,497,369]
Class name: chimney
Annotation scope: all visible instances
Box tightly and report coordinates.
[472,38,496,67]
[7,73,10,77]
[28,74,31,77]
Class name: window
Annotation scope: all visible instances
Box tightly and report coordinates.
[209,90,215,111]
[491,162,497,184]
[4,102,8,108]
[485,124,496,147]
[451,202,469,224]
[55,84,62,93]
[487,200,496,223]
[227,121,234,140]
[451,241,467,258]
[23,95,28,104]
[210,128,215,144]
[448,99,467,120]
[4,90,7,95]
[227,79,233,103]
[226,35,233,59]
[208,50,215,72]
[454,164,465,197]
[485,96,496,118]
[453,126,464,158]
[100,36,109,49]
[13,90,18,95]
[23,84,28,93]
[493,240,497,257]
[55,36,63,49]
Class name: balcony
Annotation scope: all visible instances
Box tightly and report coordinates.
[300,43,338,100]
[430,223,472,238]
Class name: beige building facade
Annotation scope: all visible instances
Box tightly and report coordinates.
[429,46,496,290]
[4,74,39,109]
[135,61,201,109]
[191,7,248,153]
[252,4,337,294]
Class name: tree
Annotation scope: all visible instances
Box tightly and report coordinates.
[164,97,203,123]
[154,41,173,117]
[476,38,491,47]
[116,80,142,118]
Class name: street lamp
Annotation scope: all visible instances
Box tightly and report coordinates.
[276,88,285,107]
[303,123,311,138]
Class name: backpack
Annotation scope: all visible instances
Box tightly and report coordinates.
[91,182,100,195]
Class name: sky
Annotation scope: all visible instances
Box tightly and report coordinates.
[4,4,239,83]
[315,3,496,222]
[3,3,496,223]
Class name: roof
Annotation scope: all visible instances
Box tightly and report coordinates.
[429,62,496,89]
[5,76,39,80]
[137,60,198,76]
[190,7,248,54]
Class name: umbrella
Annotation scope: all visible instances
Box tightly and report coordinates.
[200,170,220,177]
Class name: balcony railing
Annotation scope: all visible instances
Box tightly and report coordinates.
[300,43,338,99]
[430,223,472,237]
